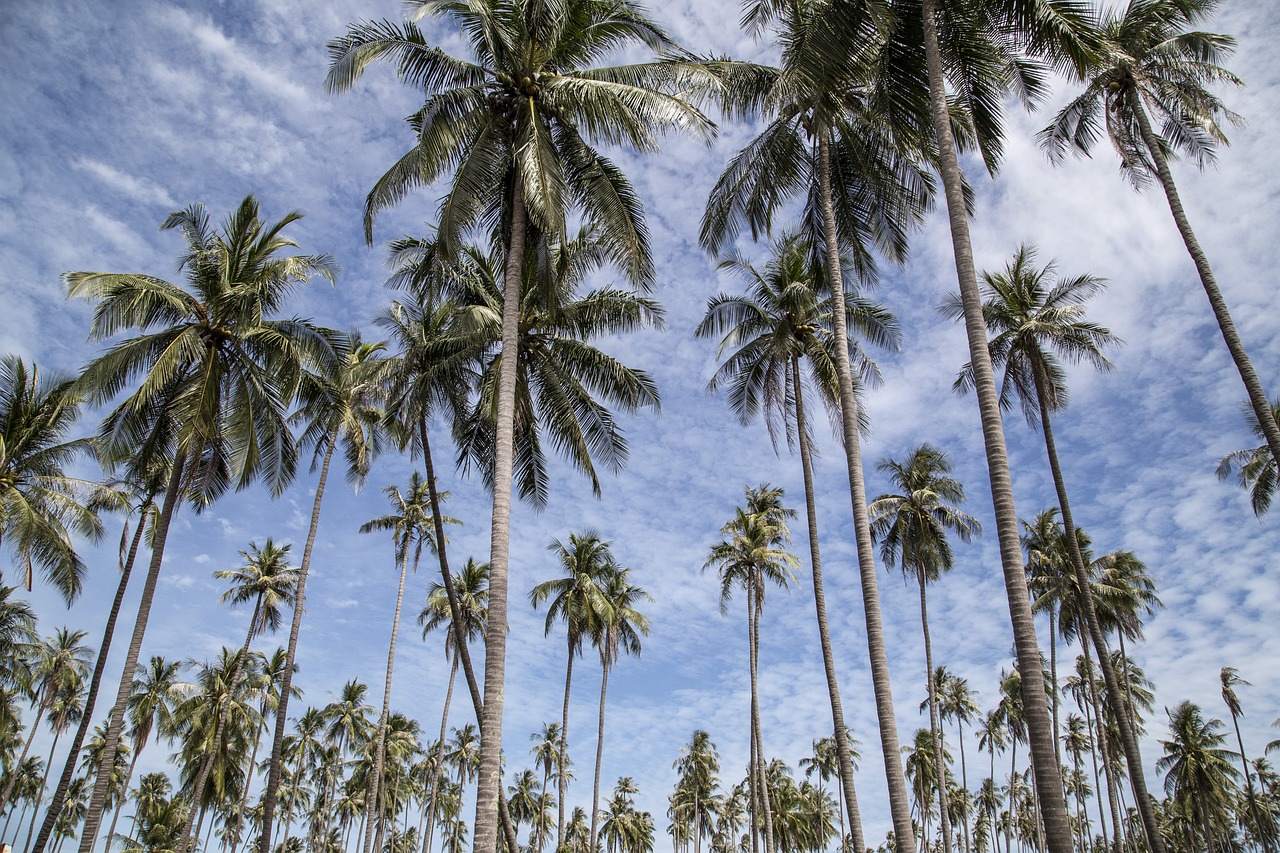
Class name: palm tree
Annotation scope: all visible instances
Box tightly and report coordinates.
[359,476,454,853]
[326,4,714,844]
[870,444,980,853]
[699,1,935,842]
[530,531,618,847]
[1039,0,1279,474]
[67,196,336,853]
[418,558,489,853]
[703,487,799,853]
[696,231,901,853]
[588,567,651,853]
[1220,668,1270,853]
[877,0,1097,845]
[1157,702,1240,853]
[257,333,388,853]
[0,355,103,601]
[671,731,722,853]
[1216,398,1280,516]
[175,542,299,851]
[529,722,564,852]
[938,670,980,853]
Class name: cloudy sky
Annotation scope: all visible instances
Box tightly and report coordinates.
[2,0,1278,847]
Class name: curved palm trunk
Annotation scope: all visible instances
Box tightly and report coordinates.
[474,181,527,853]
[423,653,459,853]
[589,662,609,853]
[918,570,954,853]
[558,640,576,848]
[79,448,187,853]
[420,425,519,853]
[916,5,1071,851]
[791,358,866,853]
[363,537,412,853]
[815,129,917,853]
[258,436,335,853]
[1030,368,1164,853]
[180,598,263,853]
[1126,85,1280,473]
[32,507,150,853]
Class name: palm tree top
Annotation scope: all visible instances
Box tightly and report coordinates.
[214,539,301,637]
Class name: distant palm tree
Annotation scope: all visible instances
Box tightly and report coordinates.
[531,531,618,847]
[67,196,335,853]
[1219,668,1270,853]
[0,355,103,601]
[1040,0,1280,474]
[1157,702,1240,853]
[703,487,799,853]
[671,731,722,853]
[937,670,979,853]
[871,444,980,853]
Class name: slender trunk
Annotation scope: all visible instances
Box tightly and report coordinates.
[420,425,518,853]
[279,745,306,853]
[1048,614,1059,773]
[474,180,526,853]
[423,655,458,853]
[958,717,971,853]
[919,570,954,853]
[815,129,917,853]
[558,644,575,849]
[106,732,147,849]
[1079,638,1122,853]
[791,358,866,853]
[1229,711,1269,853]
[917,4,1070,851]
[746,585,759,853]
[364,536,412,853]
[1030,368,1164,853]
[1079,686,1109,851]
[23,727,62,853]
[79,449,187,853]
[32,507,150,853]
[589,662,609,853]
[230,707,267,853]
[1126,83,1280,472]
[750,587,774,853]
[257,432,335,853]
[180,599,262,853]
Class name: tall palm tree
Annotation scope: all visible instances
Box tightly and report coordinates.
[877,0,1097,846]
[950,243,1166,849]
[938,670,980,853]
[671,731,722,853]
[358,476,454,853]
[870,444,980,853]
[67,196,336,853]
[1039,0,1279,474]
[1220,668,1270,853]
[1157,702,1240,853]
[176,542,299,851]
[588,567,651,853]
[703,487,799,853]
[530,531,618,847]
[257,333,388,853]
[0,356,103,602]
[1216,399,1280,516]
[417,558,489,853]
[700,1,934,843]
[696,231,900,853]
[326,4,713,844]
[529,721,564,852]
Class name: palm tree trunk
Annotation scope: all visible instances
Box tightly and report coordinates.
[31,506,150,853]
[419,424,519,853]
[423,654,459,853]
[1228,711,1269,853]
[1030,368,1164,853]
[558,640,576,849]
[589,662,609,853]
[364,537,412,853]
[815,129,917,853]
[23,727,62,853]
[919,570,954,853]
[746,586,759,853]
[749,588,774,853]
[258,435,336,853]
[0,701,48,814]
[474,177,527,853]
[917,5,1071,851]
[1079,637,1122,853]
[230,706,267,853]
[790,357,866,853]
[1079,686,1109,851]
[1047,613,1059,773]
[958,717,971,853]
[79,448,188,853]
[105,732,147,849]
[1126,84,1280,472]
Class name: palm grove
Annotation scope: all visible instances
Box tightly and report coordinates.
[1,1,1277,853]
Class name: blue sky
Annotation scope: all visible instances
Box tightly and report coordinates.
[2,0,1279,846]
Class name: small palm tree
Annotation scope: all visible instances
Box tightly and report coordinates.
[1216,399,1280,516]
[1157,702,1240,853]
[1219,668,1270,853]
